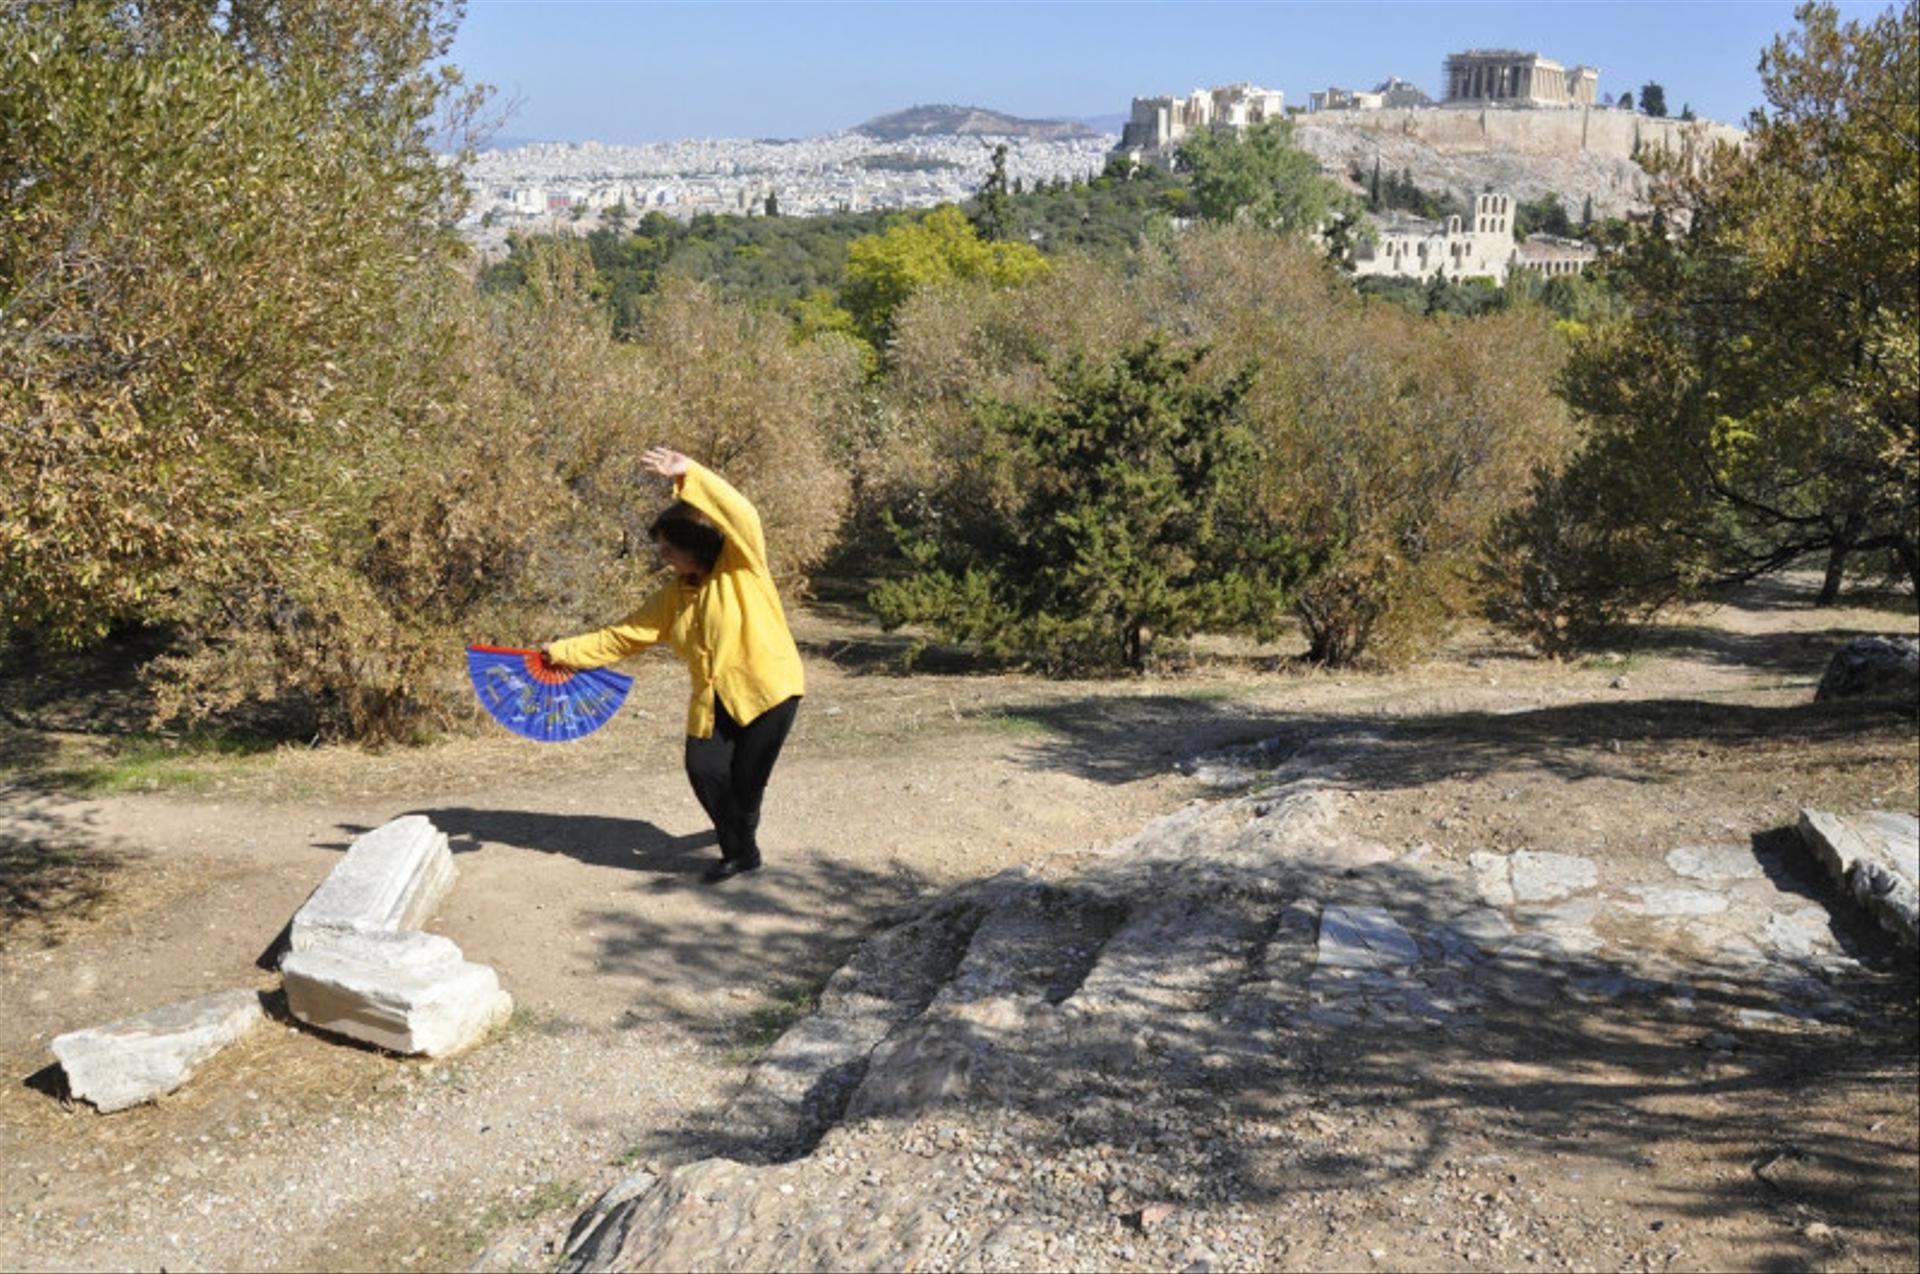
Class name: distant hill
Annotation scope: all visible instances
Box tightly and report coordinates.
[431,131,548,153]
[854,104,1097,141]
[1074,112,1129,134]
[474,134,547,152]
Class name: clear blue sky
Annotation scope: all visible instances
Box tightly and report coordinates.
[447,0,1892,144]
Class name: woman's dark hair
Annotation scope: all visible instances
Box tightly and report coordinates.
[649,501,724,576]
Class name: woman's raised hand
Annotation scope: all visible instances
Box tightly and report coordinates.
[640,446,691,479]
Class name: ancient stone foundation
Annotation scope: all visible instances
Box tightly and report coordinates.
[558,731,1899,1271]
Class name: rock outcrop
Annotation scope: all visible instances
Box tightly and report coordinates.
[559,732,1886,1272]
[52,990,262,1113]
[1798,808,1919,948]
[1814,635,1920,703]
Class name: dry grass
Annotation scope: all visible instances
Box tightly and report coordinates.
[0,996,398,1159]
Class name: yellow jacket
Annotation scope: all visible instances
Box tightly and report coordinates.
[548,461,804,738]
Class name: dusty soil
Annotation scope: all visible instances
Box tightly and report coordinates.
[1,576,1914,1273]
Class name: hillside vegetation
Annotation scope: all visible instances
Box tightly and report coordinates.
[3,0,1913,747]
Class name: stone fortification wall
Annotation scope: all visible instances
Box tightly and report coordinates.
[1301,106,1745,164]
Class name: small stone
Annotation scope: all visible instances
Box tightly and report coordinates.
[1803,1221,1833,1240]
[1316,906,1420,970]
[1139,1202,1176,1230]
[1509,852,1598,902]
[1702,1032,1737,1052]
[52,990,262,1113]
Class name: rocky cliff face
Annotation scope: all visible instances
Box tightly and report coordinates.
[1294,118,1656,221]
[1308,108,1743,221]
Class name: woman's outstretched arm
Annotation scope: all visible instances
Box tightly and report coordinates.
[641,446,769,574]
[544,582,677,670]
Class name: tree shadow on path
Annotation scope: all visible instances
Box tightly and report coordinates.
[579,833,1919,1273]
[1003,694,1916,789]
[0,787,125,951]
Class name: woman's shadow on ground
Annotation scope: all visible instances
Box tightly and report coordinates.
[329,808,718,875]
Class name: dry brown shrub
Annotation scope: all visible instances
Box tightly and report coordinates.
[149,247,858,743]
[1258,300,1573,665]
[613,277,858,584]
[876,256,1151,526]
[873,224,1573,668]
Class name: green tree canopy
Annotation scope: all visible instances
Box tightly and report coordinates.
[870,336,1304,671]
[974,143,1012,242]
[840,204,1049,345]
[1489,0,1919,647]
[1640,81,1669,116]
[1175,118,1362,243]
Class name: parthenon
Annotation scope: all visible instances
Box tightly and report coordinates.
[1443,50,1599,107]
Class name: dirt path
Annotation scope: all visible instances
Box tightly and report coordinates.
[1,582,1914,1271]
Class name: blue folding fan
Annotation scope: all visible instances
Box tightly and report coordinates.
[465,645,633,743]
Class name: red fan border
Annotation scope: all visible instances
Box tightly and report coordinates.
[467,644,569,686]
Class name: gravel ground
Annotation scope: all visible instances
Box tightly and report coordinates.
[2,580,1914,1272]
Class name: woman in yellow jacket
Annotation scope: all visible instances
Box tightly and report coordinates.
[544,447,803,883]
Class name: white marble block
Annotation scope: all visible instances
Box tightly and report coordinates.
[52,990,262,1113]
[282,929,512,1057]
[289,815,456,955]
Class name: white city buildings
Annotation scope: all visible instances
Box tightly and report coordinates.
[456,131,1117,251]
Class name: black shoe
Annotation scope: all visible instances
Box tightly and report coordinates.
[702,856,761,883]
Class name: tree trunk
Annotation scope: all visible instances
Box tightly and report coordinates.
[1815,511,1862,606]
[1895,534,1920,598]
[1816,539,1849,606]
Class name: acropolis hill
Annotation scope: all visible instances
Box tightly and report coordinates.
[1121,50,1746,223]
[1292,105,1745,223]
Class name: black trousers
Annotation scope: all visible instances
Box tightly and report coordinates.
[683,695,798,865]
